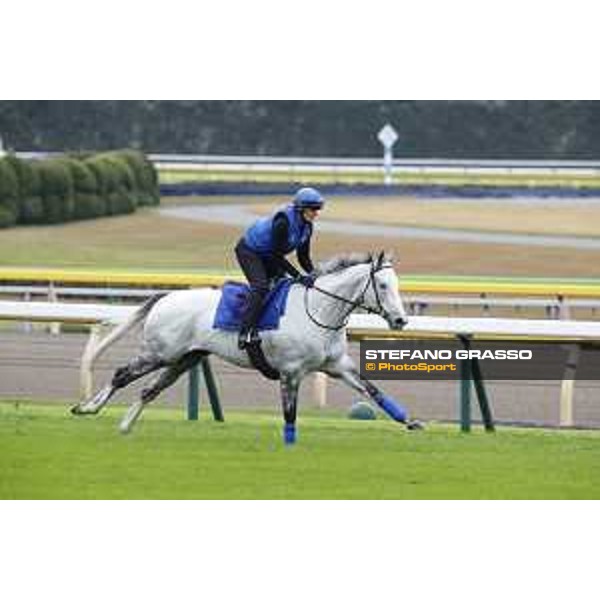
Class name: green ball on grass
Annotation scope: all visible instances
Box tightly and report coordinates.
[348,401,377,420]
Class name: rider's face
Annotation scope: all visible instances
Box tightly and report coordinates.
[302,207,321,222]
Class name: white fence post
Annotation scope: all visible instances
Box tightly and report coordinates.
[559,344,580,427]
[312,372,328,408]
[80,324,102,401]
[47,282,61,335]
[22,291,32,333]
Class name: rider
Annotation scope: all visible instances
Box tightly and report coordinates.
[235,187,324,349]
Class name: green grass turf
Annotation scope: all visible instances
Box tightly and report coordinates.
[3,195,600,278]
[1,402,599,499]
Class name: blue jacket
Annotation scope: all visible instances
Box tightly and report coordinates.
[243,205,312,257]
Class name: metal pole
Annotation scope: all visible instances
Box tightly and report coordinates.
[187,364,199,421]
[458,335,473,432]
[471,357,495,432]
[384,148,393,185]
[200,356,224,422]
[558,294,570,320]
[460,358,472,432]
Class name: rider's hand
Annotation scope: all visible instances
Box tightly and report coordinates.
[297,273,316,288]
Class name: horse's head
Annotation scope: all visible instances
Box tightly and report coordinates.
[365,251,409,330]
[313,251,409,331]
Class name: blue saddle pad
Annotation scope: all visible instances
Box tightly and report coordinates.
[213,278,295,332]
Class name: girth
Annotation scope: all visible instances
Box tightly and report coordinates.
[245,338,280,380]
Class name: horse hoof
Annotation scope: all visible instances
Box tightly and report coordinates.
[406,419,425,431]
[283,424,296,445]
[71,404,84,415]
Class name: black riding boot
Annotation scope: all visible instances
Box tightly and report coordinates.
[238,289,266,349]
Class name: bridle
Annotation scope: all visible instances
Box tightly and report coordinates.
[303,262,394,331]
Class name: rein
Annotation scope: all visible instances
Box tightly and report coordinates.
[303,264,391,331]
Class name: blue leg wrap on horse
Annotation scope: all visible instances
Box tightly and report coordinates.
[376,394,407,422]
[284,423,296,445]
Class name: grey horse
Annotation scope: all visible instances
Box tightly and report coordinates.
[72,252,422,443]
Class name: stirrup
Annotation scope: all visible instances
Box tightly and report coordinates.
[238,328,259,350]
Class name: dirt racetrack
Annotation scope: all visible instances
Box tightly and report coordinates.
[2,328,599,429]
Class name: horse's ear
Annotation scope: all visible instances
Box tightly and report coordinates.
[377,250,385,267]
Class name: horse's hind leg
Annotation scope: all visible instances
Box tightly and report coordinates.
[119,351,204,434]
[72,354,164,416]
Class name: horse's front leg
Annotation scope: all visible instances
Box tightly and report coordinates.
[325,355,423,430]
[280,373,301,445]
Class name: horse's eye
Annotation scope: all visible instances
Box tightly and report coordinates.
[379,283,388,290]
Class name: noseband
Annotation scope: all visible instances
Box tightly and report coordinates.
[303,263,393,331]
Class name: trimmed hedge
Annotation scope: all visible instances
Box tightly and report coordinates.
[35,159,75,223]
[0,158,19,228]
[96,155,137,215]
[118,150,160,206]
[3,154,45,224]
[85,155,131,215]
[0,149,159,227]
[58,158,106,220]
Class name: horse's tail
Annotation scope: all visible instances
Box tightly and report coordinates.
[82,293,167,381]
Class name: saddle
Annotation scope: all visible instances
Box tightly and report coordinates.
[213,278,295,380]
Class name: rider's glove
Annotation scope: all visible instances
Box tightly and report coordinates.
[297,273,316,288]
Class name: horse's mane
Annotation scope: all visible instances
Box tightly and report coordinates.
[315,252,392,276]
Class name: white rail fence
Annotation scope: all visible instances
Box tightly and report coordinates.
[15,151,600,176]
[150,155,600,176]
[3,284,598,322]
[2,299,600,427]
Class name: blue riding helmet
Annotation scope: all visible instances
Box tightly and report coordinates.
[293,187,325,210]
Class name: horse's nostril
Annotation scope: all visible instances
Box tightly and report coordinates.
[395,317,408,328]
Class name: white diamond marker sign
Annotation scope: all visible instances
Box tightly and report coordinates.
[377,123,399,149]
[377,124,398,185]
